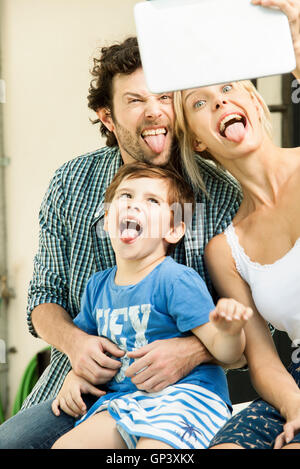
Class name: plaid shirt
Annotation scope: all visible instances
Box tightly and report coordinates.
[22,146,242,409]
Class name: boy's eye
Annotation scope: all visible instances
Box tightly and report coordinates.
[193,100,206,109]
[119,192,131,199]
[222,84,233,93]
[148,198,160,205]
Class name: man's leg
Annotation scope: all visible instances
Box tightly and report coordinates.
[0,394,97,449]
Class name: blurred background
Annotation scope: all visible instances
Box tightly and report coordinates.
[0,0,299,420]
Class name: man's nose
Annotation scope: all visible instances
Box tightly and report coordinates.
[144,98,163,119]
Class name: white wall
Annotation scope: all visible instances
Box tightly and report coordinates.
[1,0,139,413]
[1,0,283,414]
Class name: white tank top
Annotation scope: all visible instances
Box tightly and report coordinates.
[224,223,300,345]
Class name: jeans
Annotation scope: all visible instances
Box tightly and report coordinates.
[0,394,98,449]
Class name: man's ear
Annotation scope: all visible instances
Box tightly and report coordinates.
[193,138,207,152]
[96,108,115,133]
[164,221,185,245]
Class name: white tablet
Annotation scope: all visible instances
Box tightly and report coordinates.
[134,0,296,92]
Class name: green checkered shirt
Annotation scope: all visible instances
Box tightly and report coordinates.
[22,146,242,409]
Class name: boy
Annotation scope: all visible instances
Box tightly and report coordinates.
[51,162,252,449]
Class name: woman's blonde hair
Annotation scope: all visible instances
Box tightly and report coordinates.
[174,80,273,191]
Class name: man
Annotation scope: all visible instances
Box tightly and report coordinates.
[0,37,241,448]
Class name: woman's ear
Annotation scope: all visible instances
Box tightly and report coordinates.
[96,108,115,133]
[164,221,186,245]
[193,138,207,152]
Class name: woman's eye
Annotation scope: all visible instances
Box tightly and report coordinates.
[222,84,233,93]
[194,100,205,109]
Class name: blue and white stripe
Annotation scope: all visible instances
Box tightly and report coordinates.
[76,383,231,449]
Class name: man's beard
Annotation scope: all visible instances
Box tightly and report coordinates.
[113,119,174,166]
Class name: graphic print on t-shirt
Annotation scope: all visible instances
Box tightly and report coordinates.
[96,304,151,382]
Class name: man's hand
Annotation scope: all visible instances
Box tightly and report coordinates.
[67,330,125,385]
[52,370,106,418]
[125,336,212,393]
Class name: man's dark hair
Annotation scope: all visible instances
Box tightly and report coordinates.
[88,37,141,147]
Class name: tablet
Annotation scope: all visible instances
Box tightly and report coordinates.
[134,0,296,92]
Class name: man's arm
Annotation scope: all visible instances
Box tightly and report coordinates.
[126,335,212,392]
[32,303,124,385]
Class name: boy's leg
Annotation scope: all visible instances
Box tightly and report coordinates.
[136,437,173,449]
[52,410,128,449]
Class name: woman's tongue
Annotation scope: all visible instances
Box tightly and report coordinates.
[224,122,246,143]
[143,134,166,154]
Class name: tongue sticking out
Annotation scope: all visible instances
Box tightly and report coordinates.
[143,134,166,154]
[120,228,139,244]
[224,122,246,143]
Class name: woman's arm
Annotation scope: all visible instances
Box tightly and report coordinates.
[205,234,300,437]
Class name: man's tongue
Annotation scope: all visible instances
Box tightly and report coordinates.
[224,122,246,143]
[120,228,139,243]
[143,134,166,154]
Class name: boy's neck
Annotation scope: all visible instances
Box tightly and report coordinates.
[114,254,167,286]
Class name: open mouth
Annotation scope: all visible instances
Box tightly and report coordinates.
[119,217,143,243]
[141,127,168,154]
[218,113,247,143]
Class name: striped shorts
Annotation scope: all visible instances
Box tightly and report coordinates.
[75,383,231,449]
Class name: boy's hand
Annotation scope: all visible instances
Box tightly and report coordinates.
[51,370,106,418]
[210,298,253,336]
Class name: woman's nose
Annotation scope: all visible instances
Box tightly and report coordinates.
[215,98,228,110]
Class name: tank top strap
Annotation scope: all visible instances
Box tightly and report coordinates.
[224,223,246,278]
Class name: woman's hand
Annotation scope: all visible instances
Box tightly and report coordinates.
[274,395,300,448]
[252,0,300,80]
[51,370,106,418]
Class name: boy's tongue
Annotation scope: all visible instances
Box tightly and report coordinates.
[143,134,166,154]
[224,122,246,143]
[120,228,139,243]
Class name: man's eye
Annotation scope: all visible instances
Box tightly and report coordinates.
[222,84,233,93]
[160,95,172,102]
[194,100,205,109]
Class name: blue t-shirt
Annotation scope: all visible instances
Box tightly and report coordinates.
[74,257,231,406]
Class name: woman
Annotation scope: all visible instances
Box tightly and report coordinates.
[174,0,300,450]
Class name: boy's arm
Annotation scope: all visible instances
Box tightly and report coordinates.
[192,298,252,365]
[51,369,106,418]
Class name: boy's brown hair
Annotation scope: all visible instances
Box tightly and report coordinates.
[104,162,195,234]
